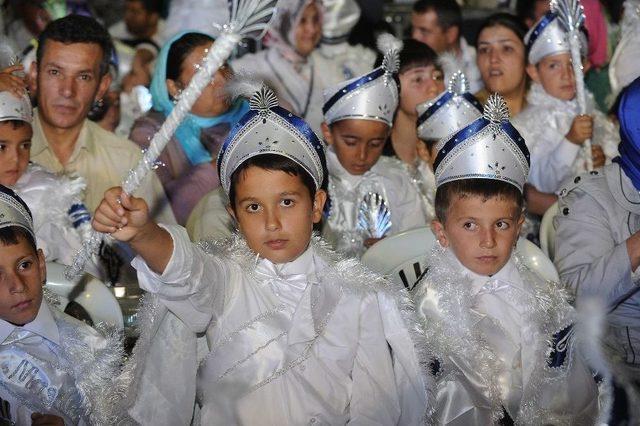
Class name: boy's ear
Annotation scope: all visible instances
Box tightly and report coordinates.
[431,219,448,247]
[37,248,46,284]
[321,121,334,146]
[514,209,526,237]
[526,63,541,84]
[225,204,237,222]
[416,141,431,164]
[312,189,327,224]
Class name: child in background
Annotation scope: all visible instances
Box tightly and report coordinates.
[321,35,426,257]
[414,69,483,221]
[0,185,121,425]
[97,84,433,425]
[513,9,619,195]
[413,94,599,424]
[0,87,100,276]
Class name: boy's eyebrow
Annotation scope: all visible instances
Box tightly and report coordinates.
[237,196,259,204]
[280,191,301,196]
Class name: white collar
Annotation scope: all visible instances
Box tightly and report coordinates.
[257,243,317,278]
[450,251,522,296]
[0,301,60,345]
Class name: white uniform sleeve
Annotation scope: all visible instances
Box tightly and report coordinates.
[348,294,402,425]
[132,224,230,332]
[555,189,639,308]
[391,174,428,233]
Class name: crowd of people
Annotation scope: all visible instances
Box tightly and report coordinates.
[0,0,639,424]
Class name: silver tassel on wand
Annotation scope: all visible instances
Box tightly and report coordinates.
[65,0,279,279]
[552,0,593,171]
[357,192,392,239]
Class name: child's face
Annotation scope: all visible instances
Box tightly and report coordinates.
[0,122,32,186]
[527,53,576,101]
[228,166,327,264]
[432,194,524,276]
[0,236,45,326]
[322,119,390,175]
[398,66,445,116]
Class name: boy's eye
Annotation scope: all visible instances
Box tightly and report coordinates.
[280,198,295,207]
[478,47,489,55]
[79,73,92,81]
[0,144,5,152]
[20,142,31,150]
[48,69,59,76]
[369,140,384,148]
[496,220,510,230]
[18,260,32,271]
[246,203,261,213]
[463,222,477,231]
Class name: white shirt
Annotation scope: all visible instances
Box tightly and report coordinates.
[512,83,619,193]
[0,303,80,425]
[131,225,429,425]
[324,150,427,257]
[414,247,599,424]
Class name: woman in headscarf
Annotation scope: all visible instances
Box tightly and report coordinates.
[129,31,249,224]
[231,0,324,134]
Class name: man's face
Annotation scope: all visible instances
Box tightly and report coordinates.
[124,0,158,38]
[34,40,110,131]
[411,10,451,54]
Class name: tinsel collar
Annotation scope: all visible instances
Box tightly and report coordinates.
[526,82,595,114]
[414,244,575,423]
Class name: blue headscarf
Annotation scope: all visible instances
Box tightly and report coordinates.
[150,30,249,165]
[614,77,640,191]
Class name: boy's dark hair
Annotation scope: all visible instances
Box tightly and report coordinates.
[0,120,29,129]
[37,14,114,78]
[126,0,163,15]
[0,185,36,252]
[515,0,545,23]
[412,0,462,32]
[475,13,528,48]
[434,179,524,223]
[399,38,439,75]
[166,32,214,81]
[228,154,327,209]
[0,227,37,253]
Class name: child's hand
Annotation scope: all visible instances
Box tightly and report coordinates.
[92,187,150,242]
[591,145,605,168]
[0,65,26,98]
[31,413,65,425]
[566,114,594,145]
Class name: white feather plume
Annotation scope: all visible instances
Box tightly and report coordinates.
[377,33,403,75]
[438,51,463,80]
[226,72,264,101]
[0,37,20,70]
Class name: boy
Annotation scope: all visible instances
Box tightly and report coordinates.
[321,35,426,257]
[512,9,619,194]
[555,77,640,382]
[0,87,101,276]
[413,94,599,424]
[97,84,433,425]
[414,68,483,221]
[0,184,121,425]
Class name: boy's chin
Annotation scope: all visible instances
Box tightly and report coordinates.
[464,257,510,277]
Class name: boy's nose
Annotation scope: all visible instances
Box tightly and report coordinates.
[357,145,368,161]
[265,209,281,231]
[8,274,27,294]
[479,229,497,249]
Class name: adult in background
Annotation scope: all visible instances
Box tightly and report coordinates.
[474,13,528,117]
[231,0,325,134]
[29,14,174,223]
[130,31,248,224]
[410,0,483,93]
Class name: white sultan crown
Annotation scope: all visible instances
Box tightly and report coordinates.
[217,83,325,194]
[525,4,587,65]
[433,94,530,192]
[0,92,32,124]
[322,33,402,126]
[0,186,34,240]
[416,70,483,142]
